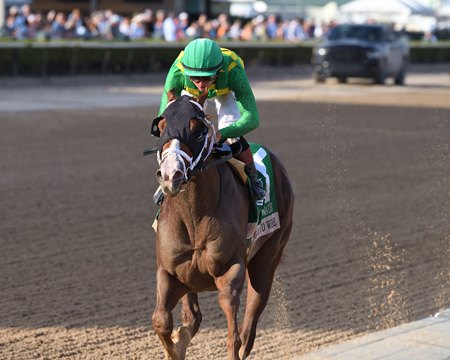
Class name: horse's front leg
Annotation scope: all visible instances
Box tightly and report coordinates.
[152,267,189,360]
[214,259,246,360]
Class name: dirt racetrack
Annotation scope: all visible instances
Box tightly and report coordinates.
[1,66,449,359]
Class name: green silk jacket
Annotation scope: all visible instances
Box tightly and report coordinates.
[158,47,259,139]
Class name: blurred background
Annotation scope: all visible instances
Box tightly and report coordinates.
[0,0,449,77]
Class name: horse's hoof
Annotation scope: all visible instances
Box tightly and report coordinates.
[167,326,191,359]
[163,348,172,360]
[172,325,191,347]
[239,347,246,360]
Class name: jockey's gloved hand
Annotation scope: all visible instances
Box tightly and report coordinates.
[212,142,232,157]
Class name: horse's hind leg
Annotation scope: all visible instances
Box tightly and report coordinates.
[152,267,189,360]
[239,229,290,359]
[238,259,278,359]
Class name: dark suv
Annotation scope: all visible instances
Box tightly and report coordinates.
[312,24,410,85]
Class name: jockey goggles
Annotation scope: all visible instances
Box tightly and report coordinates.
[188,74,217,82]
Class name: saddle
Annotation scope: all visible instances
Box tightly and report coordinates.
[222,144,280,246]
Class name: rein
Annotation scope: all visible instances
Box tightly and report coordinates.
[143,139,232,179]
[189,151,233,177]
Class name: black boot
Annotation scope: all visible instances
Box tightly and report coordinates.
[244,162,266,202]
[153,186,164,205]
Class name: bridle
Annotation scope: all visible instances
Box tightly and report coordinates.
[156,115,216,182]
[146,96,226,185]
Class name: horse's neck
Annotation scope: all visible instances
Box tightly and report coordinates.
[168,167,221,217]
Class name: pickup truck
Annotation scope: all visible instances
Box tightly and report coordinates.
[312,24,410,85]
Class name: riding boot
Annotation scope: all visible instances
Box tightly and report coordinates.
[244,161,266,202]
[236,146,266,202]
[153,185,164,205]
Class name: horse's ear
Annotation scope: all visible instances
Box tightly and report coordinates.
[158,118,167,135]
[151,116,165,137]
[167,88,177,102]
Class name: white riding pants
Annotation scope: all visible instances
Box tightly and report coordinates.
[181,90,241,143]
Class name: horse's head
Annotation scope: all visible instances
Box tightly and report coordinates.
[151,92,215,196]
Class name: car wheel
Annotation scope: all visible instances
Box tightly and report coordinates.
[374,69,385,85]
[338,77,347,84]
[313,73,327,84]
[394,59,407,85]
[394,68,405,85]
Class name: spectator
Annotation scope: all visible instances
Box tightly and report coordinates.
[84,15,99,39]
[119,16,132,38]
[202,19,218,39]
[163,11,177,42]
[143,8,154,37]
[26,12,43,39]
[323,20,338,38]
[152,9,165,40]
[5,6,18,38]
[266,14,278,40]
[285,18,307,42]
[14,4,31,39]
[51,12,66,39]
[110,14,124,39]
[313,21,324,39]
[4,13,16,38]
[0,5,341,43]
[177,12,189,40]
[240,21,254,41]
[65,8,87,38]
[43,10,56,38]
[253,15,267,41]
[97,9,113,40]
[130,14,146,39]
[216,13,230,39]
[196,13,208,37]
[276,19,285,40]
[228,19,242,40]
[303,19,314,39]
[185,20,201,39]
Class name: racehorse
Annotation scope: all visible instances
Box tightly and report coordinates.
[148,90,294,360]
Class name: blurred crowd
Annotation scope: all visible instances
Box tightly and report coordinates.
[1,5,338,42]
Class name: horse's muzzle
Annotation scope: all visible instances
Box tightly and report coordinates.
[156,169,185,196]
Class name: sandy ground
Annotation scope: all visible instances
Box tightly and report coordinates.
[0,65,449,359]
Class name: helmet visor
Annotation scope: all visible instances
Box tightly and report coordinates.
[182,60,223,77]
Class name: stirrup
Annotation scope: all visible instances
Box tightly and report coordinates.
[153,186,164,205]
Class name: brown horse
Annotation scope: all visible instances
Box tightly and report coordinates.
[149,91,294,360]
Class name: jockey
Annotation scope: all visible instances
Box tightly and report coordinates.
[153,38,265,205]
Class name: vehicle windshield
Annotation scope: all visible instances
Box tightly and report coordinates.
[328,25,383,42]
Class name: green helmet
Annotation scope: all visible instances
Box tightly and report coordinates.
[181,38,223,77]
